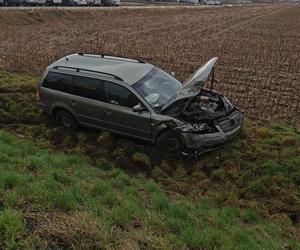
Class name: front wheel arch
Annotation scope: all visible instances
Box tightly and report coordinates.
[155,129,185,152]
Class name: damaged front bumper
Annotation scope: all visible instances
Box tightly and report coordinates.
[181,112,243,151]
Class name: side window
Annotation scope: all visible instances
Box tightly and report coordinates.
[73,76,106,102]
[105,82,140,108]
[42,72,73,94]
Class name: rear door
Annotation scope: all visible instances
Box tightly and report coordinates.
[103,81,152,140]
[71,75,107,129]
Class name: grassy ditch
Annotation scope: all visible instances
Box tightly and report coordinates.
[0,69,300,248]
[0,130,299,249]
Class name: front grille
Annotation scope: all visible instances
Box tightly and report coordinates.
[216,110,242,133]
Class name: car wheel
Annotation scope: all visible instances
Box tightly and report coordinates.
[55,110,79,131]
[156,130,182,153]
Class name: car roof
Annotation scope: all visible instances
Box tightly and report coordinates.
[47,53,154,85]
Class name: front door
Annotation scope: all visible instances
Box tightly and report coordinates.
[103,82,151,140]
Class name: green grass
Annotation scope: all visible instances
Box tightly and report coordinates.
[0,130,299,249]
[0,69,38,92]
[0,70,300,249]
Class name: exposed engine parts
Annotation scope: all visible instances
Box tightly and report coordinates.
[163,89,236,134]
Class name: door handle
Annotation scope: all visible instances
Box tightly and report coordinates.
[104,109,112,115]
[69,101,77,106]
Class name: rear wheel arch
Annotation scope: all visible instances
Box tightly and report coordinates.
[52,107,78,124]
[53,108,79,131]
[51,106,75,118]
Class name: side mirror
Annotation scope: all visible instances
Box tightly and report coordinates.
[133,103,144,113]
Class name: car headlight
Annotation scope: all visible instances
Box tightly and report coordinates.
[177,123,195,132]
[177,122,210,133]
[192,122,207,131]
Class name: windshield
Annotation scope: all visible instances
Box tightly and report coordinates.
[132,67,182,112]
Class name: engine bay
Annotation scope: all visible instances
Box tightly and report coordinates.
[163,89,235,134]
[180,90,228,121]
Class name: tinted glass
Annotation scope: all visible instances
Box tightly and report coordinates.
[73,76,106,102]
[42,72,73,94]
[106,82,139,108]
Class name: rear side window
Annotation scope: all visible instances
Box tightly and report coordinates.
[42,72,73,94]
[73,76,106,102]
[105,82,139,108]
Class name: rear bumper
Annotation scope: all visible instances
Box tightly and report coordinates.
[181,113,243,150]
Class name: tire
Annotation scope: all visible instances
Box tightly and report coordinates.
[55,110,79,131]
[156,130,182,153]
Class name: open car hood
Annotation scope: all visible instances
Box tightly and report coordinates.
[161,57,218,112]
[181,57,218,93]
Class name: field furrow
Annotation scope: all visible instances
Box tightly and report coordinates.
[0,5,299,124]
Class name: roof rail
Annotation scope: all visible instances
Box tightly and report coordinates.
[53,66,124,81]
[77,53,145,64]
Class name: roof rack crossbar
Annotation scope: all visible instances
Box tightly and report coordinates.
[53,66,124,81]
[77,53,145,64]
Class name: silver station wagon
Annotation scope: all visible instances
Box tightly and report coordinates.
[37,53,242,154]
